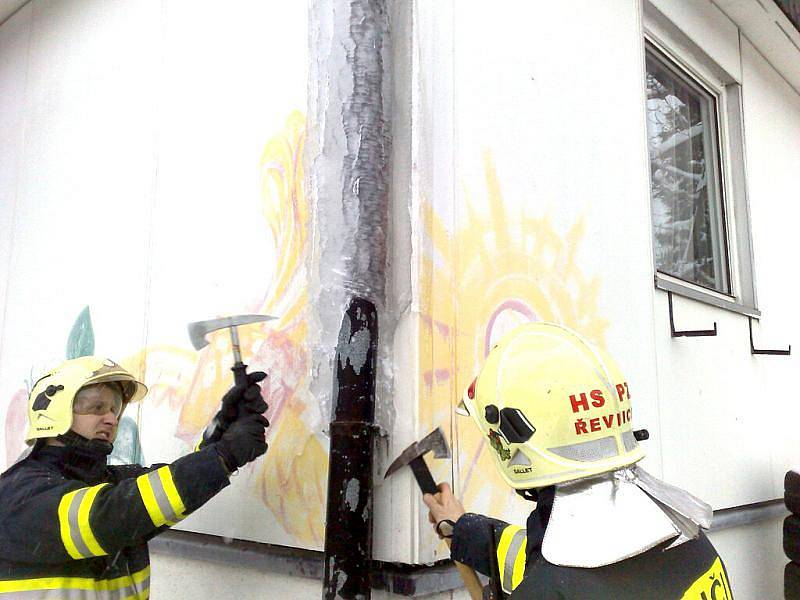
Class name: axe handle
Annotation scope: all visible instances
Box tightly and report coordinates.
[231,361,249,388]
[408,457,484,600]
[216,362,249,425]
[409,456,438,495]
[446,540,485,600]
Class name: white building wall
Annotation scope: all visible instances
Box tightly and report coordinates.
[648,0,800,510]
[407,0,665,566]
[409,0,799,597]
[0,0,321,556]
[1,0,798,598]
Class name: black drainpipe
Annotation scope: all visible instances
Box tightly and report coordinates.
[321,0,390,598]
[323,298,378,598]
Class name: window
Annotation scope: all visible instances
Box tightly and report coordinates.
[645,44,729,294]
[642,6,758,316]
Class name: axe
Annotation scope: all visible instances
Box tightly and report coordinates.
[188,314,277,386]
[384,428,484,600]
[188,313,276,442]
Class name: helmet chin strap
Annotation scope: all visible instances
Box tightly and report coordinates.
[516,488,541,502]
[56,430,114,456]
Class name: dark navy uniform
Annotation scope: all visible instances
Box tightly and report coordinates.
[451,488,733,599]
[0,444,229,598]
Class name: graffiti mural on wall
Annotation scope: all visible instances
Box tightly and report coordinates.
[3,112,327,546]
[131,111,327,545]
[3,306,145,466]
[419,152,608,515]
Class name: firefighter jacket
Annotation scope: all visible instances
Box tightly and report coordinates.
[0,443,230,598]
[450,487,733,599]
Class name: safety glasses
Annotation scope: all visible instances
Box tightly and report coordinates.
[72,385,126,418]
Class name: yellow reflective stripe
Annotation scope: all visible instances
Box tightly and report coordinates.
[722,565,733,599]
[96,565,150,591]
[0,565,150,593]
[680,557,731,599]
[136,467,187,527]
[137,471,168,527]
[57,489,82,559]
[57,485,109,559]
[157,466,186,519]
[77,483,109,557]
[511,535,527,590]
[496,525,523,593]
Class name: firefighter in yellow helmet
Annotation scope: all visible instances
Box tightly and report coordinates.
[0,356,269,599]
[423,322,732,599]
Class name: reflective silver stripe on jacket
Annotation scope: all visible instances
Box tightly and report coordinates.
[145,470,181,524]
[66,487,94,558]
[502,528,526,593]
[0,576,149,599]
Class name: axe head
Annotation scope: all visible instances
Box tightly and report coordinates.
[384,427,451,479]
[188,314,277,350]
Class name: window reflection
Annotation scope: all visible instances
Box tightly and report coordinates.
[645,47,729,293]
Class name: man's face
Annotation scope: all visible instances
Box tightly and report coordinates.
[70,383,125,443]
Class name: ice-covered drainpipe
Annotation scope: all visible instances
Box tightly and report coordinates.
[321,0,391,598]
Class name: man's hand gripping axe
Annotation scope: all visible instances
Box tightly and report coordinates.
[188,314,276,444]
[384,428,484,600]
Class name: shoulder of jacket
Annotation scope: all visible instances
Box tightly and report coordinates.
[1,456,54,479]
[0,458,72,502]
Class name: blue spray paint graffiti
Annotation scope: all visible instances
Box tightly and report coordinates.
[68,306,145,466]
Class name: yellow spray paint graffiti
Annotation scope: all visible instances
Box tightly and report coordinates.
[419,152,608,514]
[2,113,323,544]
[156,111,326,545]
[120,111,326,545]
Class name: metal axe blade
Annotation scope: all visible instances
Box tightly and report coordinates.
[383,427,483,600]
[384,427,451,480]
[188,314,277,350]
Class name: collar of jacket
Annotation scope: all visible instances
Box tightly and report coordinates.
[35,440,111,485]
[541,467,712,568]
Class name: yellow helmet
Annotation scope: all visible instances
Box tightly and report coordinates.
[25,357,147,444]
[459,322,644,489]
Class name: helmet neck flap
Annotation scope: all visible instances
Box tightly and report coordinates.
[541,466,713,568]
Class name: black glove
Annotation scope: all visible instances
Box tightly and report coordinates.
[215,412,269,473]
[200,371,267,448]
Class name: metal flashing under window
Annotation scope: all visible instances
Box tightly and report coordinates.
[667,292,717,338]
[709,498,786,531]
[655,276,760,318]
[748,317,791,355]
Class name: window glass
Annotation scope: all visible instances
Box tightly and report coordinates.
[645,46,730,293]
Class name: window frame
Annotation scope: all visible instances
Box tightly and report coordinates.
[645,41,732,295]
[643,6,760,318]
